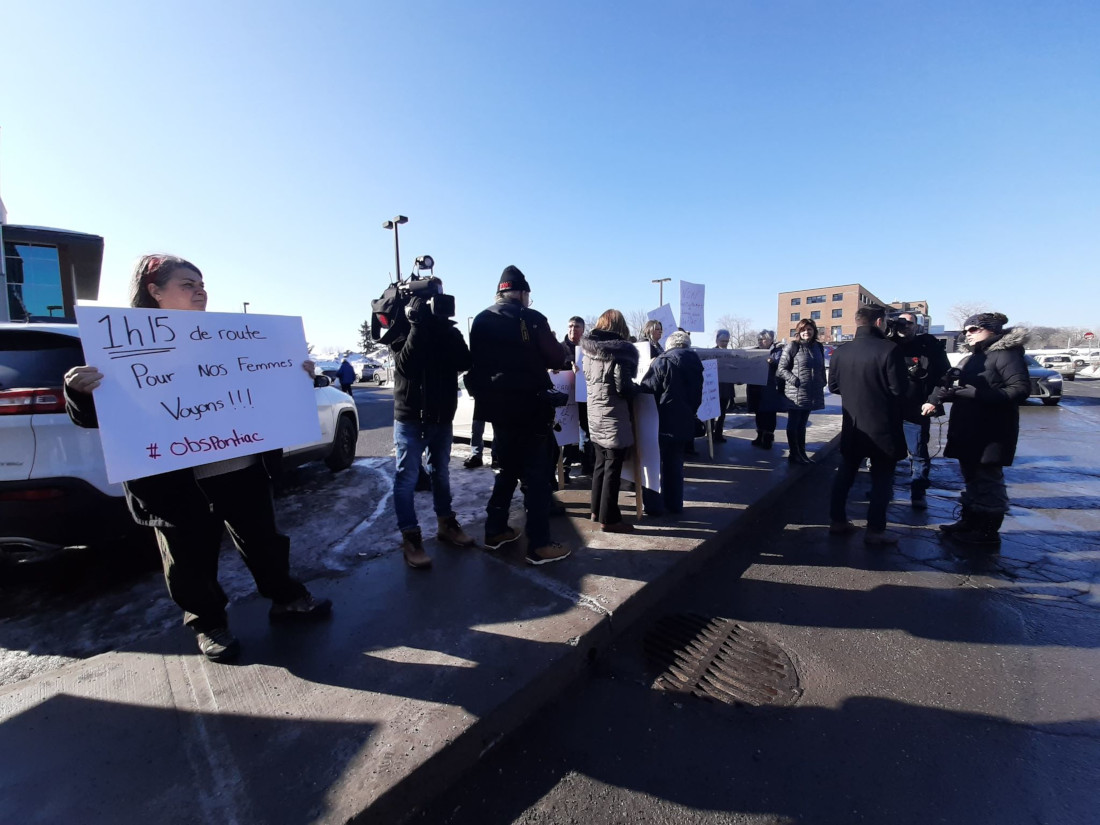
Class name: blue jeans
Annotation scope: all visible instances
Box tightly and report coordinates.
[394,420,455,533]
[903,419,931,494]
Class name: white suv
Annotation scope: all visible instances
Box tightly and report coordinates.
[0,322,359,562]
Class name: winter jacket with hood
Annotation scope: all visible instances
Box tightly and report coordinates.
[776,338,827,411]
[928,327,1030,466]
[581,329,640,449]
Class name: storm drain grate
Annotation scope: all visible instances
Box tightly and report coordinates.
[644,613,801,707]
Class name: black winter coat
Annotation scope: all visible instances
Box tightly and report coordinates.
[827,325,908,460]
[64,387,282,528]
[465,301,567,431]
[928,328,1030,466]
[893,332,951,423]
[777,339,827,411]
[392,316,471,424]
[640,346,704,442]
[747,342,785,414]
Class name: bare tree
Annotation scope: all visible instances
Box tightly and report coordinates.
[948,302,991,329]
[625,309,650,341]
[715,314,757,348]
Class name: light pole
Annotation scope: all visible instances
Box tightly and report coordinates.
[382,215,409,281]
[242,302,249,313]
[651,277,671,306]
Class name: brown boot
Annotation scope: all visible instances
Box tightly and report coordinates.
[401,529,432,569]
[437,515,476,548]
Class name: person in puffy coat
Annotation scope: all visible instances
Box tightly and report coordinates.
[582,309,640,533]
[746,329,784,449]
[640,331,703,515]
[776,318,827,464]
[922,312,1030,549]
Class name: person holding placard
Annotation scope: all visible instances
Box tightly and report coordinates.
[64,254,331,664]
[640,331,703,515]
[582,309,640,533]
[747,330,784,449]
[776,318,828,465]
[641,319,664,358]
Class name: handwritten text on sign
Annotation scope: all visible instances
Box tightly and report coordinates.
[679,280,706,332]
[697,359,721,420]
[74,306,320,483]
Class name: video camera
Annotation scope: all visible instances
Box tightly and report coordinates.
[371,255,456,345]
[885,312,927,340]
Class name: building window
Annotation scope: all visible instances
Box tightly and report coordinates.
[832,292,843,301]
[790,312,800,321]
[832,308,843,318]
[831,325,843,339]
[807,295,826,304]
[789,328,797,337]
[790,297,801,306]
[3,242,63,322]
[810,310,821,320]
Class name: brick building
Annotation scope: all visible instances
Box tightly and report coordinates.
[776,283,891,343]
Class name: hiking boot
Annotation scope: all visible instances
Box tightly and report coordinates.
[437,515,476,548]
[950,512,1003,550]
[526,542,571,565]
[939,506,974,534]
[864,530,899,547]
[485,527,521,550]
[601,521,635,534]
[270,594,333,622]
[401,528,432,569]
[829,521,858,536]
[463,454,483,469]
[196,626,240,663]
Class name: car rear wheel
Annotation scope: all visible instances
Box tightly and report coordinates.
[325,414,358,471]
[1041,397,1061,406]
[375,374,385,385]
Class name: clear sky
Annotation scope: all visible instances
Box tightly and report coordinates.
[3,1,1097,351]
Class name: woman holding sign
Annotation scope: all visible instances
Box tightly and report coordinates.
[64,254,331,664]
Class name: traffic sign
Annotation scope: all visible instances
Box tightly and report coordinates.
[1085,331,1095,339]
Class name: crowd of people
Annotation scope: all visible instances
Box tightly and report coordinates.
[61,256,1029,663]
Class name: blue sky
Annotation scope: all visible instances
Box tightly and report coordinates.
[3,1,1097,351]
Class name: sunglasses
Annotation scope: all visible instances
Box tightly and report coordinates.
[965,326,984,334]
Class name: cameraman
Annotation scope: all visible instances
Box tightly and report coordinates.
[890,312,950,508]
[466,266,570,565]
[390,284,477,569]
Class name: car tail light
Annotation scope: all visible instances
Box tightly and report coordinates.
[0,488,65,501]
[0,388,66,415]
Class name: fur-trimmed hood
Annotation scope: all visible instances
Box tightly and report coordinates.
[581,329,640,367]
[959,326,1030,354]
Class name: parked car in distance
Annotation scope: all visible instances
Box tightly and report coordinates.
[0,322,359,563]
[1031,354,1076,380]
[946,351,1062,406]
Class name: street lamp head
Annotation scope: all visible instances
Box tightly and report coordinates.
[383,216,409,230]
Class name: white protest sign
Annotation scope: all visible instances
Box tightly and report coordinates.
[74,306,320,483]
[622,392,661,494]
[575,346,587,402]
[697,358,721,420]
[647,304,678,349]
[549,369,580,446]
[679,281,706,332]
[634,341,653,381]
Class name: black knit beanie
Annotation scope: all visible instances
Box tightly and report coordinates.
[497,265,531,294]
[963,312,1008,333]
